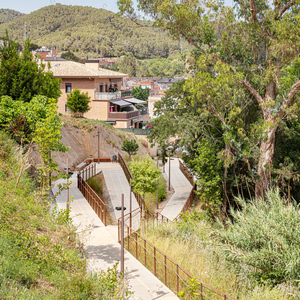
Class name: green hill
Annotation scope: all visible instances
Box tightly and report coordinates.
[0,4,186,59]
[0,8,24,24]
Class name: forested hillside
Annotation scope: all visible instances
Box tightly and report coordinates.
[0,8,24,24]
[0,4,187,59]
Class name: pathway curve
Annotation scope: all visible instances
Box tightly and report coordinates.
[98,162,140,230]
[160,158,192,220]
[52,167,178,300]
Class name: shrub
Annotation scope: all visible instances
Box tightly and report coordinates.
[66,88,90,117]
[215,188,300,285]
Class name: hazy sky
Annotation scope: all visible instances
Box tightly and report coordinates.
[0,0,235,15]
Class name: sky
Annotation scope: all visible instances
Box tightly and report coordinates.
[0,0,234,15]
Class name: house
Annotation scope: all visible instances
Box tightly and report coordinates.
[85,58,116,69]
[35,46,56,60]
[48,60,148,128]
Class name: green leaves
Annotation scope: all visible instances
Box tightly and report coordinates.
[130,158,161,197]
[121,139,139,160]
[66,88,91,117]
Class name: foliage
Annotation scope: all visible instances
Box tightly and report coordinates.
[131,0,300,199]
[121,139,139,160]
[116,53,138,76]
[0,8,24,24]
[132,85,150,101]
[144,211,299,299]
[0,95,68,191]
[0,5,189,59]
[215,189,300,285]
[0,32,61,102]
[66,88,91,117]
[130,157,161,198]
[61,50,83,63]
[0,132,129,299]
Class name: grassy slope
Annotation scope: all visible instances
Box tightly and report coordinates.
[0,132,126,299]
[144,215,295,300]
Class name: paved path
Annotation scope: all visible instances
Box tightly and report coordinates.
[52,168,178,300]
[97,163,140,231]
[160,158,192,220]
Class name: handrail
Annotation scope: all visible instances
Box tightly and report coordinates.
[179,160,194,185]
[119,221,237,300]
[175,184,197,221]
[77,163,108,226]
[118,152,144,207]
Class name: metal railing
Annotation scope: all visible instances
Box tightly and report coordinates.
[118,221,237,300]
[179,160,194,185]
[108,111,139,120]
[118,152,144,207]
[175,184,197,221]
[77,163,107,226]
[94,91,122,100]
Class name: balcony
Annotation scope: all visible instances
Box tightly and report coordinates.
[108,111,139,120]
[94,91,122,100]
[94,90,132,100]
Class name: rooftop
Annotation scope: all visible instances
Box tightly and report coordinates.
[45,60,128,78]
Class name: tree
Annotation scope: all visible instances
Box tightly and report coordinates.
[66,88,90,117]
[130,158,161,232]
[132,85,150,101]
[119,0,300,198]
[121,139,139,161]
[0,32,61,102]
[61,50,83,63]
[0,95,68,191]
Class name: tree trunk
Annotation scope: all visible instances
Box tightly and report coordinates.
[256,82,278,198]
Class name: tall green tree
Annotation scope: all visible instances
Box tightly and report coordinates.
[0,33,61,102]
[119,0,300,198]
[66,88,91,118]
[132,85,150,101]
[121,139,139,161]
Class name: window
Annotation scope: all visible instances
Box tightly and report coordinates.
[65,83,72,93]
[99,83,103,93]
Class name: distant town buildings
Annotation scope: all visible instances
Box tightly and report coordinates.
[34,46,56,60]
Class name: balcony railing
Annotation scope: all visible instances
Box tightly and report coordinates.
[108,110,139,120]
[94,90,132,100]
[94,91,122,100]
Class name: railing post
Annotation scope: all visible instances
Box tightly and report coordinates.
[176,264,179,295]
[154,247,156,276]
[164,255,167,285]
[144,240,146,266]
[135,232,138,259]
[127,226,129,251]
[200,283,203,300]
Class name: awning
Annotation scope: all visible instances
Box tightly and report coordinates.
[110,100,132,108]
[124,98,147,105]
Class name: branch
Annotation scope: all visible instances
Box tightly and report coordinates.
[278,80,300,119]
[249,0,273,40]
[276,0,296,20]
[241,79,264,105]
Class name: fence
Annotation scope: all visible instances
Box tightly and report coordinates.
[118,152,144,207]
[118,221,237,300]
[179,160,194,185]
[77,163,108,226]
[119,128,150,135]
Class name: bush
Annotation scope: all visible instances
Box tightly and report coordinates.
[215,189,300,285]
[66,88,90,117]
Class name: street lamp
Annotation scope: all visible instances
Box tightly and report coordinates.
[166,146,173,191]
[115,194,126,275]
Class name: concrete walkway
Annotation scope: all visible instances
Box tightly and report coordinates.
[52,169,178,300]
[160,158,192,220]
[97,162,140,231]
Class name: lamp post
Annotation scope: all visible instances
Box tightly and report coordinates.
[115,195,126,275]
[167,146,173,191]
[64,159,70,210]
[97,126,100,163]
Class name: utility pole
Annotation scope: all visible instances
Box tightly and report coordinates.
[97,126,100,163]
[24,22,27,42]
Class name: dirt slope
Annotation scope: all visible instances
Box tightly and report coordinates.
[30,116,149,173]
